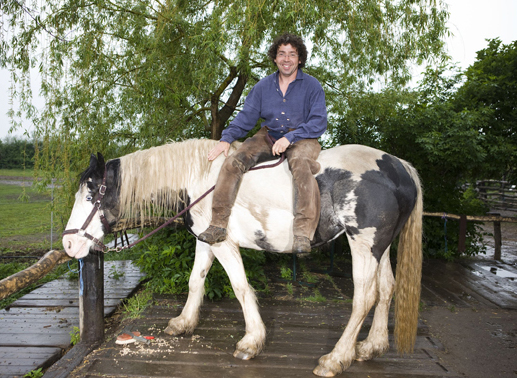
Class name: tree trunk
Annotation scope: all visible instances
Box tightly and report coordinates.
[210,72,248,140]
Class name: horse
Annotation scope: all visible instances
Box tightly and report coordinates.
[62,139,422,377]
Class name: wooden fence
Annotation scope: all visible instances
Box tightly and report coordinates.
[424,211,517,260]
[476,180,517,211]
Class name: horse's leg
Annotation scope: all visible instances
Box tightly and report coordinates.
[164,240,214,335]
[314,236,379,377]
[211,241,266,360]
[355,246,394,361]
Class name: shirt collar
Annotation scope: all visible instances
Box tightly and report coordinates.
[275,68,304,82]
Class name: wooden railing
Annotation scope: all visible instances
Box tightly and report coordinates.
[424,211,517,260]
[476,180,517,211]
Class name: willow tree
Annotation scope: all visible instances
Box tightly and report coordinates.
[1,0,449,221]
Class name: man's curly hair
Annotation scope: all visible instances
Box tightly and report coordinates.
[267,33,308,69]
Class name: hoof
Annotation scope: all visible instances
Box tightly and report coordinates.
[164,324,184,336]
[233,350,253,360]
[313,365,337,377]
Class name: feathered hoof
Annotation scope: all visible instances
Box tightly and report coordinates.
[312,365,338,377]
[164,318,189,336]
[355,340,389,361]
[163,325,181,336]
[313,354,347,377]
[233,350,253,360]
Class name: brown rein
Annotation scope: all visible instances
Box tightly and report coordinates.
[62,153,286,253]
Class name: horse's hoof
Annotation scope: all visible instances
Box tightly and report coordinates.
[313,365,337,377]
[164,325,182,336]
[233,350,253,360]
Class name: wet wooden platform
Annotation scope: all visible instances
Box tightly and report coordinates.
[65,255,517,378]
[421,258,517,309]
[68,296,459,378]
[0,260,145,378]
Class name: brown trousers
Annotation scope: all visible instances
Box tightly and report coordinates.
[211,127,322,240]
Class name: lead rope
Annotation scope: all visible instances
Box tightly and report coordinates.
[107,152,286,253]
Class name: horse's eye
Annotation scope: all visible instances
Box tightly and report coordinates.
[86,195,93,202]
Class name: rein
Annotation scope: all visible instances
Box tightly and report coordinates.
[63,152,286,253]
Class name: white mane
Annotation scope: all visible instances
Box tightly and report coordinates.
[118,139,228,224]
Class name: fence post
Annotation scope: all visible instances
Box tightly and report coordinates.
[458,214,467,254]
[79,250,104,344]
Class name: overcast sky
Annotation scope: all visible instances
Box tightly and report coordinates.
[1,0,516,140]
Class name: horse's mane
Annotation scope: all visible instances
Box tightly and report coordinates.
[118,138,229,224]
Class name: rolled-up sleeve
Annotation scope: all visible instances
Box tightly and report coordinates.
[220,86,261,144]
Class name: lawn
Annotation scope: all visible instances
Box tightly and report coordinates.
[0,170,58,253]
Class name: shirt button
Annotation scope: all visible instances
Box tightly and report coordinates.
[287,118,290,121]
[283,99,286,102]
[281,125,284,128]
[281,112,285,114]
[276,118,279,120]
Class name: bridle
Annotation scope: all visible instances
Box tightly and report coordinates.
[62,149,286,254]
[62,169,113,252]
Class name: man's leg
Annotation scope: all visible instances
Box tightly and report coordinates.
[198,128,275,244]
[285,139,321,253]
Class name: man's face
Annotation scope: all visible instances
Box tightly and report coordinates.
[274,43,301,78]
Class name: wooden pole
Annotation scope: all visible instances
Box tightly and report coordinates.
[79,250,104,344]
[493,221,502,260]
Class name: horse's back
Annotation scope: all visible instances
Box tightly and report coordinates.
[230,144,419,255]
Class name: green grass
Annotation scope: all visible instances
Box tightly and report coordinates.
[0,168,34,177]
[0,183,57,251]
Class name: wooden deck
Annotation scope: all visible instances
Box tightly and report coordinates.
[0,260,145,378]
[2,253,516,378]
[66,296,457,378]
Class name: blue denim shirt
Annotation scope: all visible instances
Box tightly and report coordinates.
[220,69,327,145]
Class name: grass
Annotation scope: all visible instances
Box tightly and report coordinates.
[0,183,58,252]
[0,168,34,178]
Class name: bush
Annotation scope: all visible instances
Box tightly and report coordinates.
[133,228,267,300]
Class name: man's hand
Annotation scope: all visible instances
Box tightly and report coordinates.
[208,141,230,161]
[272,137,291,156]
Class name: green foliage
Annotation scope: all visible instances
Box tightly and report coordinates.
[133,228,267,300]
[454,38,517,181]
[23,368,43,378]
[122,289,153,320]
[70,326,80,346]
[0,137,37,169]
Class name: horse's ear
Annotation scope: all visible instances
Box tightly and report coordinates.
[89,153,98,169]
[96,152,105,168]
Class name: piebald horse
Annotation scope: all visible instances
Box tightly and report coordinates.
[63,139,422,377]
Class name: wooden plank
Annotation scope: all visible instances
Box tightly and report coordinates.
[10,298,123,308]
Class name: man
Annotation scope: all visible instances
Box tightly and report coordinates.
[198,33,327,253]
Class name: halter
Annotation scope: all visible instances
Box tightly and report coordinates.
[62,169,113,252]
[62,151,286,254]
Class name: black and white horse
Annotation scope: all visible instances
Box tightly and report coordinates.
[63,139,422,377]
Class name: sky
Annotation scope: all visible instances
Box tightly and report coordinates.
[1,0,516,140]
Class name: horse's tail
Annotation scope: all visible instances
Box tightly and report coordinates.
[394,160,423,354]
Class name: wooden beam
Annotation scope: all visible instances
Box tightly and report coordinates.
[0,250,71,301]
[424,212,517,223]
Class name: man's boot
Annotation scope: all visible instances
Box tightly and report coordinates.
[198,225,227,245]
[292,235,311,254]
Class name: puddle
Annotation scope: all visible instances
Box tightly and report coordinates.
[479,265,517,279]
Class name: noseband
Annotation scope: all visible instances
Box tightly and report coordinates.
[62,169,113,252]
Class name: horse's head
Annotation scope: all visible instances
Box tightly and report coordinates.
[63,152,108,259]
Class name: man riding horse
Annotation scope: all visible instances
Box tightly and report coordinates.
[198,33,328,254]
